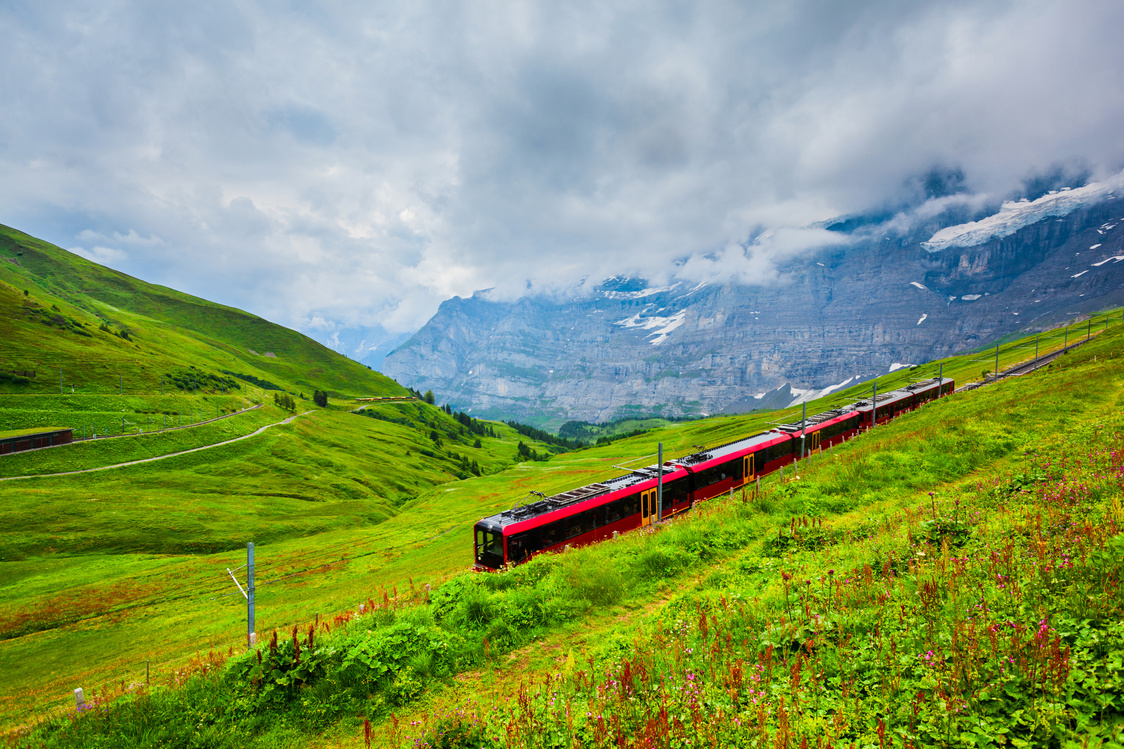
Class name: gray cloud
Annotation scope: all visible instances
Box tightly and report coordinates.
[2,0,1122,359]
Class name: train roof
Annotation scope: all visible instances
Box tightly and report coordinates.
[476,378,954,533]
[673,428,789,466]
[479,462,688,531]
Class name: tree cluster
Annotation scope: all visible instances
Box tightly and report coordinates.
[505,420,580,450]
[273,392,297,411]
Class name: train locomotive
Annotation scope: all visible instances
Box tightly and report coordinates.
[473,376,954,570]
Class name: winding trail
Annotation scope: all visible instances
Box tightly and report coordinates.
[0,411,313,482]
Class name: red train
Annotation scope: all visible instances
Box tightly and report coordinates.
[473,377,954,570]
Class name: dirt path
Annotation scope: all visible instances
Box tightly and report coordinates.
[0,410,313,482]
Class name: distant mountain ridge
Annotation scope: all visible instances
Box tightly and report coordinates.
[383,177,1124,426]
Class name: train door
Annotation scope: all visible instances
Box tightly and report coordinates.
[640,489,655,527]
[810,430,821,452]
[742,454,755,484]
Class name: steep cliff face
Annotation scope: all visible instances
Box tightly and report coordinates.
[383,194,1124,425]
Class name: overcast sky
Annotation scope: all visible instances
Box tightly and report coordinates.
[3,0,1123,361]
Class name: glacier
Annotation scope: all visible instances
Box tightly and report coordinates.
[922,169,1124,253]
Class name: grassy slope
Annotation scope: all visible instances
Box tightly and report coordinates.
[0,225,568,729]
[0,402,565,729]
[0,223,403,400]
[5,320,1123,747]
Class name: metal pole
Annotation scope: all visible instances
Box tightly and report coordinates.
[994,342,999,379]
[657,443,663,523]
[871,382,877,429]
[1087,319,1091,340]
[247,542,255,649]
[800,402,807,459]
[1064,326,1068,348]
[1035,333,1040,359]
[937,363,943,396]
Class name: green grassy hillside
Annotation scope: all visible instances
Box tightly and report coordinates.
[4,314,1123,747]
[3,222,1123,745]
[0,225,573,731]
[0,223,402,401]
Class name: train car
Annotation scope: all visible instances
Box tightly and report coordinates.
[778,406,863,460]
[675,428,795,503]
[474,376,955,569]
[473,463,690,570]
[854,377,953,428]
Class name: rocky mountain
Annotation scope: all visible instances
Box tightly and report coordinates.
[382,175,1124,426]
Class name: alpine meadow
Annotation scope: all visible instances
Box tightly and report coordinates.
[1,224,1122,747]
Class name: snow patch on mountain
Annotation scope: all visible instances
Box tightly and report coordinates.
[788,375,862,407]
[889,363,912,372]
[922,169,1124,252]
[917,314,928,325]
[1072,270,1088,278]
[910,282,928,291]
[602,283,680,300]
[1093,256,1124,267]
[615,308,688,345]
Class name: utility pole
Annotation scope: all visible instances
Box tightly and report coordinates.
[226,542,256,649]
[1035,333,1040,359]
[800,402,807,460]
[247,542,255,649]
[657,443,664,523]
[1064,325,1068,348]
[937,363,944,396]
[993,342,1000,379]
[1088,319,1092,340]
[871,382,877,429]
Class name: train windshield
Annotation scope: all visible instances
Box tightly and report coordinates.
[475,526,505,569]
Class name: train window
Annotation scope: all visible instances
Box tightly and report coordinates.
[662,478,688,506]
[605,499,624,523]
[564,515,584,539]
[622,493,640,516]
[508,529,539,565]
[541,520,564,549]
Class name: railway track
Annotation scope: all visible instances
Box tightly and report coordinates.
[954,337,1091,393]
